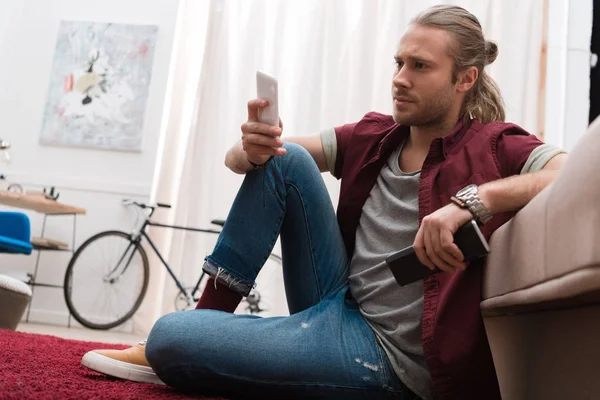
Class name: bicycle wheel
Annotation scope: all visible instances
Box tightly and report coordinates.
[64,230,150,330]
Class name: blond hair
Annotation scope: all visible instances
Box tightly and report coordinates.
[411,5,505,123]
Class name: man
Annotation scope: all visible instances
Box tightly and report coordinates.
[83,5,565,399]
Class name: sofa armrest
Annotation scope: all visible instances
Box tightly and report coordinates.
[481,118,600,316]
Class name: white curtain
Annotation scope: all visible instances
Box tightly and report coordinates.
[135,0,544,333]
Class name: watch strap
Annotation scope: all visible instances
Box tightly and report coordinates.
[453,185,493,224]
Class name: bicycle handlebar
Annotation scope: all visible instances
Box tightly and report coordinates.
[122,199,172,210]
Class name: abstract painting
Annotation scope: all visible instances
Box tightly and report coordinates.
[40,21,158,152]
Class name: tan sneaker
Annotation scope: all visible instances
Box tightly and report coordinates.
[81,340,164,385]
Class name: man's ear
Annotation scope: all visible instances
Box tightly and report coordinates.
[456,66,478,93]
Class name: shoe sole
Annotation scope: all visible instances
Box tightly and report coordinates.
[81,351,165,385]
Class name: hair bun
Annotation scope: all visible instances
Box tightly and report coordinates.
[485,41,498,65]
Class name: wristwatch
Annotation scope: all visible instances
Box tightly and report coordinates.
[450,184,493,224]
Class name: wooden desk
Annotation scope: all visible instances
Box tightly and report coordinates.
[0,191,86,215]
[0,190,86,325]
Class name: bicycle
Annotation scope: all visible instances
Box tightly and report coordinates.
[63,199,281,330]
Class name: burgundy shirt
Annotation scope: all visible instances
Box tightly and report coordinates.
[334,112,543,399]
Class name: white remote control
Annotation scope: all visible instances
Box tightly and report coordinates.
[256,71,279,126]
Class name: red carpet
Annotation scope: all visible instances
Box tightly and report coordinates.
[0,329,226,400]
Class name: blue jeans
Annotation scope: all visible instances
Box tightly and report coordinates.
[146,144,416,399]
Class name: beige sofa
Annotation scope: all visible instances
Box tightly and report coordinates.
[482,117,600,399]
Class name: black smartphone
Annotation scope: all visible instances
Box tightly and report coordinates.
[385,219,490,286]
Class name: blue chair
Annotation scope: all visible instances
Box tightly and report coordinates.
[0,211,33,330]
[0,211,32,255]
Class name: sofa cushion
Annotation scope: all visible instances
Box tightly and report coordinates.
[481,117,600,315]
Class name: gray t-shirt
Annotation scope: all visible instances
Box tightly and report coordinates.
[348,141,430,397]
[319,127,564,400]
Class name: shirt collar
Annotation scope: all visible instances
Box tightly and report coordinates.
[441,115,474,157]
[378,115,474,162]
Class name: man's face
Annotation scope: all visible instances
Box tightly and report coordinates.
[391,24,458,126]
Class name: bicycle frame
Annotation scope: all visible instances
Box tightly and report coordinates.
[118,202,280,310]
[66,201,276,329]
[140,218,221,301]
[109,202,223,304]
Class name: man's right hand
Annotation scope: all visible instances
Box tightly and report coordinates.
[240,99,286,166]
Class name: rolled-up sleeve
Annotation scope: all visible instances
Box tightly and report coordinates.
[520,143,566,174]
[494,127,545,177]
[319,128,337,176]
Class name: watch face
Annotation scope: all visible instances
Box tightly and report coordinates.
[456,183,476,197]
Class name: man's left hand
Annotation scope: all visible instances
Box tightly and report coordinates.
[413,204,473,274]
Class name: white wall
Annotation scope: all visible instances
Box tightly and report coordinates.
[0,0,180,330]
[0,0,179,194]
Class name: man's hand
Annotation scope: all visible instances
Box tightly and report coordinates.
[241,99,285,166]
[413,204,473,274]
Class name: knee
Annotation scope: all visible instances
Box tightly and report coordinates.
[282,142,314,163]
[145,310,225,370]
[279,142,318,171]
[145,312,188,368]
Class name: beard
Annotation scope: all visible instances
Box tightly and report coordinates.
[392,84,455,127]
